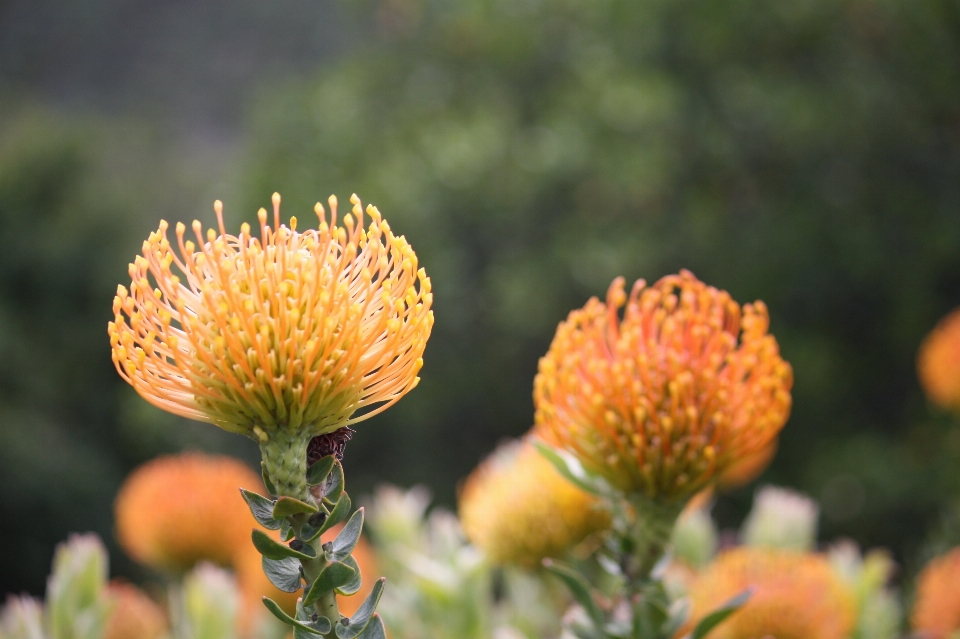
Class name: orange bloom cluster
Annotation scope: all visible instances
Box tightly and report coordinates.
[102,581,168,639]
[109,193,433,439]
[533,271,792,500]
[459,439,610,568]
[114,453,378,626]
[687,548,856,639]
[912,547,960,639]
[115,453,259,571]
[917,308,960,412]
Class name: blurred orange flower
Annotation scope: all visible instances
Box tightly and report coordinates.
[115,452,260,571]
[533,271,792,501]
[686,548,856,639]
[917,308,960,412]
[459,438,610,568]
[102,581,168,639]
[912,546,960,639]
[108,193,432,440]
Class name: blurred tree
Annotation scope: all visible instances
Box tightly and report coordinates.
[240,0,960,566]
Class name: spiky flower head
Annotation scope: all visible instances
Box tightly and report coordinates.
[459,438,610,568]
[687,548,856,639]
[912,547,960,639]
[109,193,433,440]
[533,270,792,502]
[918,308,960,412]
[114,453,262,572]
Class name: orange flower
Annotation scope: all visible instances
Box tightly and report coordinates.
[115,453,261,571]
[533,271,792,501]
[102,581,168,639]
[109,193,433,440]
[686,548,856,639]
[918,308,960,412]
[716,442,777,490]
[459,439,610,568]
[912,547,960,639]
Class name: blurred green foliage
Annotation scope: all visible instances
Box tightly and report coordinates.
[2,0,960,600]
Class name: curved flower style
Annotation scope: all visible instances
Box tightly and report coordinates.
[533,270,792,501]
[912,546,960,639]
[917,307,960,412]
[687,548,856,639]
[459,438,610,568]
[109,193,433,440]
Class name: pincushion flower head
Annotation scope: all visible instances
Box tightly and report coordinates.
[911,546,960,639]
[109,193,433,497]
[686,548,856,639]
[533,270,792,502]
[917,307,960,413]
[459,438,610,568]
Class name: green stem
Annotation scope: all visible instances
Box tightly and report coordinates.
[297,522,341,639]
[260,428,311,501]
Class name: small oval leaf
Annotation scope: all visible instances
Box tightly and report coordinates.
[306,456,336,486]
[252,529,315,561]
[331,508,364,562]
[303,561,357,607]
[241,488,281,530]
[263,556,302,593]
[273,496,319,519]
[336,555,362,596]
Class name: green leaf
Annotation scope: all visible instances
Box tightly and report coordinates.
[262,597,321,634]
[689,590,750,639]
[335,578,384,639]
[262,556,302,593]
[336,555,362,596]
[261,462,278,498]
[301,493,352,543]
[355,614,386,639]
[319,461,344,503]
[533,441,603,495]
[662,598,691,639]
[303,561,357,607]
[252,529,316,561]
[297,599,332,635]
[241,488,281,530]
[542,559,604,628]
[280,518,295,542]
[330,508,364,562]
[273,496,319,519]
[306,456,336,486]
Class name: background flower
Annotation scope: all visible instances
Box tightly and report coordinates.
[459,438,610,568]
[686,547,856,639]
[534,271,793,501]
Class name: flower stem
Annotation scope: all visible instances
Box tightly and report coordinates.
[260,429,311,501]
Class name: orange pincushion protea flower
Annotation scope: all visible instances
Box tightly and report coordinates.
[533,271,792,501]
[102,581,168,639]
[912,547,960,639]
[109,193,433,440]
[115,453,260,571]
[459,439,610,568]
[918,308,960,412]
[686,548,856,639]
